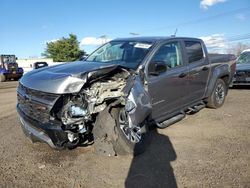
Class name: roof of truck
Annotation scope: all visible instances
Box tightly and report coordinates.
[112,36,202,43]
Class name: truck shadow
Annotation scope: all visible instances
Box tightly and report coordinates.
[125,128,177,188]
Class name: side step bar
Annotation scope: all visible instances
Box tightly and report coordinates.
[186,102,206,115]
[155,101,206,129]
[156,112,186,129]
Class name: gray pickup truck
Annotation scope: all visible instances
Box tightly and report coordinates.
[17,37,236,155]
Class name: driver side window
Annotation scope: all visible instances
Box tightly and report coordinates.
[151,42,183,69]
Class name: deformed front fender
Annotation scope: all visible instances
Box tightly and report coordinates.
[124,75,152,126]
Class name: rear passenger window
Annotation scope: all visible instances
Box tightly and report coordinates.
[185,41,204,63]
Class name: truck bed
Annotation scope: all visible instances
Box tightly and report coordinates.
[208,53,236,64]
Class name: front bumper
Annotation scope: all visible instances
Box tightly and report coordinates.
[5,73,23,79]
[232,77,250,86]
[232,70,250,86]
[232,82,250,86]
[17,104,68,149]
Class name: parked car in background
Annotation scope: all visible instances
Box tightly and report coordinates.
[80,54,89,61]
[232,49,250,85]
[17,37,236,155]
[0,55,23,82]
[33,62,48,69]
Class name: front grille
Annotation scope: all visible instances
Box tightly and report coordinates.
[7,63,18,73]
[17,83,60,123]
[235,70,250,81]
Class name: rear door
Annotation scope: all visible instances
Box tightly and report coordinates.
[146,40,189,120]
[184,40,210,102]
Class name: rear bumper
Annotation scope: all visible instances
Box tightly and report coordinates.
[17,104,68,149]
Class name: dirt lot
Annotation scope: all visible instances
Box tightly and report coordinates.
[0,81,249,188]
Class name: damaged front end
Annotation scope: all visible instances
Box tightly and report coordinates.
[17,66,152,149]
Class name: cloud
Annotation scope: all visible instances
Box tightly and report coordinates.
[80,37,112,46]
[200,0,227,9]
[236,14,246,21]
[200,34,228,52]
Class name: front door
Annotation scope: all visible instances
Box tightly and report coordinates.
[146,41,189,121]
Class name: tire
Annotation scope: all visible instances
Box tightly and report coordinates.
[93,107,151,156]
[207,79,227,109]
[0,74,6,82]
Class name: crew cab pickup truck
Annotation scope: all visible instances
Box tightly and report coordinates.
[17,37,236,155]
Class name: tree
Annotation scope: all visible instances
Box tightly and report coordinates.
[43,34,85,62]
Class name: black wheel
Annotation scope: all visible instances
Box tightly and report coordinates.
[0,74,6,82]
[93,107,151,156]
[207,79,227,109]
[113,108,151,155]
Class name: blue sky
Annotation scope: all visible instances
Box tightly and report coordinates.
[0,0,250,58]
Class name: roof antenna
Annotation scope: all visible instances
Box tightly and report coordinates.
[171,28,178,37]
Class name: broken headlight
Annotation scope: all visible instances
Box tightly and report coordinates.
[68,105,88,118]
[61,96,90,125]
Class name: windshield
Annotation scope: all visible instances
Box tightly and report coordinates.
[237,52,250,64]
[1,55,16,64]
[86,41,153,69]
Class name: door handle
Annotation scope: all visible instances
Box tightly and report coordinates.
[202,66,209,71]
[178,73,187,78]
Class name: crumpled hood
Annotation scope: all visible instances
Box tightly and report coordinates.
[236,63,250,71]
[20,61,118,94]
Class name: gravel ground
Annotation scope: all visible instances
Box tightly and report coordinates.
[0,81,249,188]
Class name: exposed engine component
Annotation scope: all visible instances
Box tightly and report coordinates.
[61,96,90,126]
[85,78,125,104]
[82,71,128,114]
[58,70,130,145]
[66,131,79,142]
[59,96,89,146]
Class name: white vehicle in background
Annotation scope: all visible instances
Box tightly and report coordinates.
[241,49,250,53]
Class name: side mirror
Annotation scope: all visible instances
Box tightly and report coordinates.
[148,61,167,76]
[80,55,88,61]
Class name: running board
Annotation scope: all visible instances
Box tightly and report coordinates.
[156,112,186,129]
[186,102,206,115]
